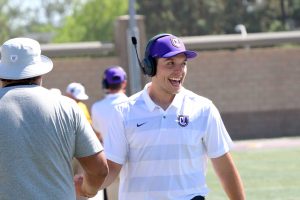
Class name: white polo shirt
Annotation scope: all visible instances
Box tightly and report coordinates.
[91,93,128,138]
[104,83,233,200]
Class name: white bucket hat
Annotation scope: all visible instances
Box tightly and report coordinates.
[0,37,53,80]
[66,82,89,100]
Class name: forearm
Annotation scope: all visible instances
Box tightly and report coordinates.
[100,159,122,189]
[75,151,109,198]
[211,153,246,200]
[100,172,118,190]
[81,170,107,197]
[219,166,245,200]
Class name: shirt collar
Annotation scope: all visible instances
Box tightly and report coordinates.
[142,83,157,111]
[141,82,185,111]
[105,93,127,99]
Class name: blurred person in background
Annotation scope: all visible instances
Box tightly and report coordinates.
[66,82,92,124]
[91,66,128,143]
[0,37,108,200]
[91,66,128,200]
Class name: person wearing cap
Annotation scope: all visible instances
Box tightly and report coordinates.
[91,66,128,142]
[99,34,245,200]
[91,66,128,200]
[0,37,108,199]
[66,82,92,125]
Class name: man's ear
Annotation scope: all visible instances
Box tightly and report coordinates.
[122,80,127,87]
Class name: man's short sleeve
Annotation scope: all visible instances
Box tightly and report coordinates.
[104,107,128,164]
[74,106,103,158]
[203,102,233,158]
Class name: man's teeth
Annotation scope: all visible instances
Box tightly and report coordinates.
[170,78,181,81]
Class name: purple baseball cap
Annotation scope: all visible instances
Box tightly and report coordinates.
[149,34,197,59]
[104,66,126,84]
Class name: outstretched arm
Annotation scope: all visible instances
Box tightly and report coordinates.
[100,159,122,189]
[74,151,108,198]
[211,152,246,200]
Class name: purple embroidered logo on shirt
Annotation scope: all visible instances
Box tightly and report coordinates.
[177,115,189,127]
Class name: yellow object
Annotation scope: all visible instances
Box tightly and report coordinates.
[77,101,92,124]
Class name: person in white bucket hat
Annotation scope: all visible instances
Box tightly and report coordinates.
[0,37,53,80]
[0,38,108,200]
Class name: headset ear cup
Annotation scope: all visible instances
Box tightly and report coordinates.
[147,57,156,77]
[151,58,157,76]
[143,57,154,76]
[102,79,108,89]
[143,33,171,77]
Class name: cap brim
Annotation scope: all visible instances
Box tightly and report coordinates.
[74,93,89,100]
[161,50,197,59]
[0,55,53,80]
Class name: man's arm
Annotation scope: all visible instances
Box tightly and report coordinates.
[74,151,108,198]
[211,152,246,200]
[100,159,122,189]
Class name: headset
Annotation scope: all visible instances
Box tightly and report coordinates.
[102,78,109,89]
[132,33,171,77]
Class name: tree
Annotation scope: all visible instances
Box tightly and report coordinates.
[0,0,78,43]
[54,0,128,42]
[137,0,210,38]
[26,0,75,30]
[2,0,300,44]
[0,0,28,42]
[137,0,300,39]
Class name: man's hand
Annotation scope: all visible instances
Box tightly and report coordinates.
[74,174,98,198]
[75,151,108,198]
[74,174,84,197]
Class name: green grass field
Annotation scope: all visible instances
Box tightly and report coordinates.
[206,147,300,200]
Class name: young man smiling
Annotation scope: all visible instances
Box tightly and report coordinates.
[100,33,246,200]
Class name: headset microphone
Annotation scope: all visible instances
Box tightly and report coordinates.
[131,36,146,74]
[131,36,137,45]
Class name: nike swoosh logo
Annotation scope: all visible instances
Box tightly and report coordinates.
[137,122,147,127]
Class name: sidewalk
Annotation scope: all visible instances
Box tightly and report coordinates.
[232,136,300,151]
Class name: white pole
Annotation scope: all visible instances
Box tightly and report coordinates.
[127,0,142,95]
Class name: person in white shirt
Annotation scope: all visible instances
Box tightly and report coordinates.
[102,33,246,200]
[91,66,128,200]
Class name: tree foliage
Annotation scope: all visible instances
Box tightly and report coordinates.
[1,0,300,43]
[137,0,300,39]
[54,0,128,42]
[0,0,76,43]
[0,0,27,42]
